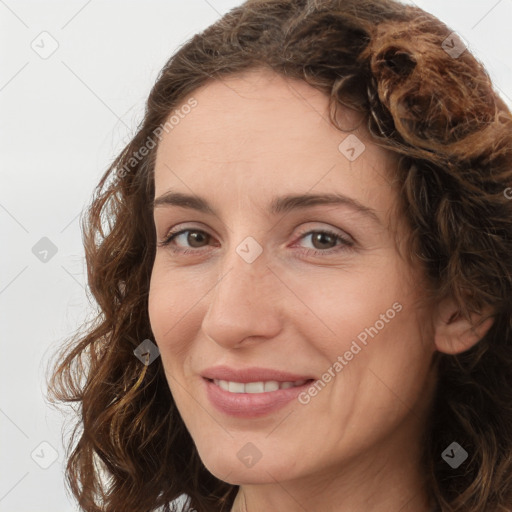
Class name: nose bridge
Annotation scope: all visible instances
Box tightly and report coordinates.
[201,234,283,347]
[216,228,270,300]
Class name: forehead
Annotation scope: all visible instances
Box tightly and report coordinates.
[157,68,367,158]
[153,68,396,212]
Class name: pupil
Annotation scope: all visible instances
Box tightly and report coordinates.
[314,232,333,249]
[189,231,206,247]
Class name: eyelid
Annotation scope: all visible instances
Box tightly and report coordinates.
[159,221,214,241]
[294,223,354,245]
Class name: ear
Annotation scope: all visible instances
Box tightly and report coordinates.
[433,297,495,355]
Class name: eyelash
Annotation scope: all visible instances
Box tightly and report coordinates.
[157,226,354,257]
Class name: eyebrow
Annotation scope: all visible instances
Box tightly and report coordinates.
[151,191,381,225]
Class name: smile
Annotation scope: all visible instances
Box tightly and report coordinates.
[212,379,309,393]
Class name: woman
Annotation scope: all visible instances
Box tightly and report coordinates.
[49,0,512,511]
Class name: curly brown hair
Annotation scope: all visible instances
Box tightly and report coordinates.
[48,0,512,511]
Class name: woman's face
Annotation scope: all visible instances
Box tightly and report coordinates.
[148,68,437,487]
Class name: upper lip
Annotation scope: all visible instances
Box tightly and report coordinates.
[201,365,314,383]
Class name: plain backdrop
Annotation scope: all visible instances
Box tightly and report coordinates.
[1,1,511,510]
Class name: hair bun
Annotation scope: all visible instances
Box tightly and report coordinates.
[373,45,417,81]
[364,18,500,159]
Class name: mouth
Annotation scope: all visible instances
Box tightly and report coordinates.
[209,378,311,393]
[201,367,315,418]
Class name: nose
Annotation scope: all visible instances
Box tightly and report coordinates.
[201,242,283,349]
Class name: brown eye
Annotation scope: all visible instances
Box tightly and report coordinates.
[187,231,209,247]
[310,231,338,250]
[159,229,213,251]
[295,228,354,256]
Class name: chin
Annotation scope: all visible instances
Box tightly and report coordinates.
[196,445,297,485]
[204,459,285,485]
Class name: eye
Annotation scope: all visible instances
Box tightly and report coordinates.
[157,226,354,256]
[293,228,354,255]
[158,228,213,254]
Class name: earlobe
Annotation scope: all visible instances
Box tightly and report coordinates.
[433,297,495,355]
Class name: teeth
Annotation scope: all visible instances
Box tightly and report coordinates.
[245,382,265,393]
[217,380,230,392]
[264,381,279,392]
[213,379,308,393]
[228,381,245,393]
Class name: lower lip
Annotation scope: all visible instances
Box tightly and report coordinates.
[203,378,314,418]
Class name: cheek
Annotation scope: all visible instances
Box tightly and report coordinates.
[291,254,429,409]
[148,264,190,357]
[148,258,199,332]
[147,274,192,410]
[148,267,171,344]
[148,261,214,376]
[285,257,407,349]
[325,292,433,429]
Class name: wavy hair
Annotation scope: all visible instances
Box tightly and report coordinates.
[48,0,512,510]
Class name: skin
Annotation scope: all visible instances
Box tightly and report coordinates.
[147,67,482,512]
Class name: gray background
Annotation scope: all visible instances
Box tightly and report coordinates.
[1,1,511,510]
